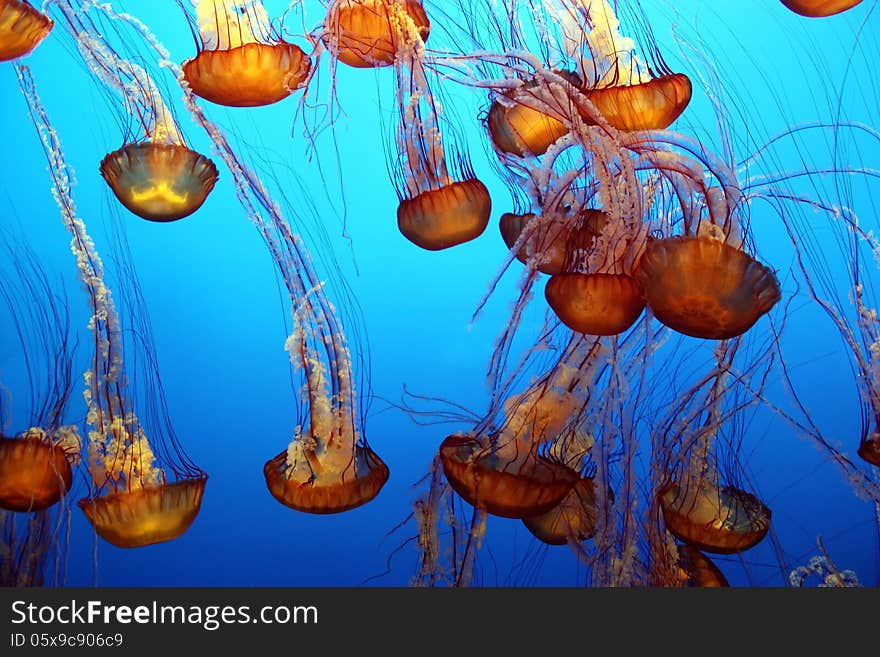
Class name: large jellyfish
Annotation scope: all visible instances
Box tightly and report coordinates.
[181,0,311,107]
[16,64,207,549]
[780,0,864,17]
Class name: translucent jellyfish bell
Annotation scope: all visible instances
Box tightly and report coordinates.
[0,432,73,512]
[0,0,53,62]
[635,236,781,340]
[439,433,578,519]
[324,0,430,68]
[100,143,219,222]
[78,478,207,549]
[586,74,692,132]
[545,273,645,336]
[659,481,771,554]
[521,477,600,545]
[398,179,492,251]
[182,0,311,107]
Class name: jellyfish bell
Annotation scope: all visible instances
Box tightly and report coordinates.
[398,178,491,251]
[635,235,781,340]
[780,0,863,17]
[658,481,771,554]
[0,0,52,62]
[0,430,75,512]
[521,476,600,545]
[324,0,430,68]
[182,0,311,107]
[78,476,207,549]
[487,71,583,157]
[545,273,645,336]
[675,544,729,587]
[264,444,389,514]
[499,208,606,275]
[439,433,578,519]
[586,73,692,132]
[100,142,219,222]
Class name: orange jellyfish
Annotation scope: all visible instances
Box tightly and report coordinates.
[323,0,430,68]
[635,234,781,340]
[182,0,311,107]
[17,64,207,548]
[390,7,492,250]
[675,544,729,587]
[780,0,863,17]
[522,476,600,545]
[0,0,52,62]
[438,340,604,519]
[53,9,219,222]
[263,300,389,513]
[658,480,771,554]
[487,71,583,157]
[0,245,81,514]
[554,0,691,131]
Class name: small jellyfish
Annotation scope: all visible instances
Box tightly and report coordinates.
[182,0,311,107]
[439,351,595,519]
[553,0,691,130]
[0,430,73,513]
[675,544,729,587]
[323,0,430,68]
[0,0,52,62]
[658,480,771,554]
[263,299,389,514]
[858,431,880,468]
[390,6,491,250]
[398,179,492,251]
[55,9,219,222]
[545,273,645,336]
[487,71,582,157]
[635,235,781,340]
[521,477,600,545]
[780,0,863,17]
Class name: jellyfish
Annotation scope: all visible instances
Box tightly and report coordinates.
[635,234,782,340]
[52,7,218,223]
[323,0,430,68]
[0,0,52,62]
[550,0,691,131]
[390,8,491,250]
[0,237,80,514]
[181,0,311,107]
[780,0,863,17]
[673,544,729,587]
[17,64,207,549]
[487,71,584,157]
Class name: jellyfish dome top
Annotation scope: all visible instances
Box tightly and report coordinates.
[439,373,588,519]
[522,475,600,546]
[556,0,691,131]
[658,479,771,554]
[100,140,218,223]
[635,233,781,340]
[0,0,52,62]
[858,431,880,468]
[0,427,79,513]
[55,11,220,222]
[182,0,311,107]
[487,71,583,158]
[323,0,430,69]
[780,0,863,17]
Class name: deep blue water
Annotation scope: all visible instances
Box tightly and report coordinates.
[0,0,878,587]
